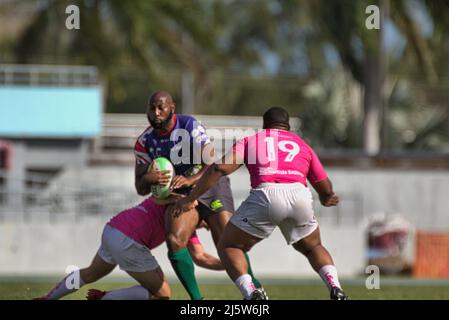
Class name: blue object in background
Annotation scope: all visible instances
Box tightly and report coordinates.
[0,86,102,138]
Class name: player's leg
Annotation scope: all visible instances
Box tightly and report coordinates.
[292,227,347,299]
[38,223,118,300]
[80,253,117,284]
[165,204,200,251]
[128,268,170,299]
[217,222,262,281]
[217,222,264,299]
[41,253,115,300]
[89,229,171,300]
[202,208,263,289]
[201,176,263,289]
[215,187,273,299]
[271,184,347,299]
[203,208,232,246]
[292,226,334,271]
[274,184,347,299]
[165,204,202,300]
[95,267,170,300]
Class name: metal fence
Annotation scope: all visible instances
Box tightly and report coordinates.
[0,168,366,225]
[0,64,98,86]
[0,170,140,223]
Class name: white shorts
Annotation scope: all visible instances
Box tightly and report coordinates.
[97,224,159,273]
[231,183,318,245]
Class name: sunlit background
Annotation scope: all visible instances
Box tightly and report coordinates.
[0,0,448,299]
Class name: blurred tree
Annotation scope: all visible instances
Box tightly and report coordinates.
[387,0,449,150]
[12,0,223,113]
[306,0,448,153]
[1,0,447,151]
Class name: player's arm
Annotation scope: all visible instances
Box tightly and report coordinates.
[310,178,339,207]
[188,243,224,271]
[187,230,224,271]
[172,150,242,216]
[189,161,240,198]
[151,192,193,206]
[170,143,214,190]
[307,147,339,207]
[134,136,172,196]
[135,161,171,196]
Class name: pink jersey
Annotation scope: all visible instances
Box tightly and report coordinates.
[232,129,327,188]
[109,197,200,250]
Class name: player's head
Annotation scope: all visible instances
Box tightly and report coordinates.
[147,90,175,130]
[263,106,290,130]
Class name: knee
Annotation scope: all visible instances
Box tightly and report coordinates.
[293,241,322,257]
[166,233,188,252]
[218,238,251,254]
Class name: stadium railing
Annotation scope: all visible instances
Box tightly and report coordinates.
[0,64,98,86]
[0,169,140,223]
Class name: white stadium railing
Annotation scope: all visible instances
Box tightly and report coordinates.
[0,64,98,86]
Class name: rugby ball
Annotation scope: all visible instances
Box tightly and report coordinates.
[148,157,174,199]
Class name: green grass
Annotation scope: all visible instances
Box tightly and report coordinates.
[2,279,449,300]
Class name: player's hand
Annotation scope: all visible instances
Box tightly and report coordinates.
[170,175,192,190]
[147,161,172,185]
[320,194,339,207]
[172,197,198,217]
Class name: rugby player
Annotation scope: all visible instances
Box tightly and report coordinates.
[174,106,348,300]
[35,194,222,300]
[134,91,263,300]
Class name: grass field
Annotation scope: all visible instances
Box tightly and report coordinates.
[2,278,449,300]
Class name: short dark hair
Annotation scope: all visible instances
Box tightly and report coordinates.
[263,106,290,129]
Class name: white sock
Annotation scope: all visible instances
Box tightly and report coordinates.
[235,274,256,300]
[45,272,86,300]
[318,265,342,291]
[102,285,150,300]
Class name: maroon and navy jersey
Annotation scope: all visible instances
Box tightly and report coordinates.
[134,114,210,176]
